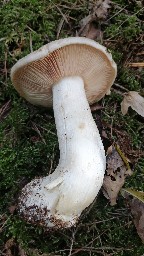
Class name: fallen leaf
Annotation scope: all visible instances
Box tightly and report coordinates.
[79,0,111,37]
[122,189,144,242]
[115,129,144,164]
[131,200,144,243]
[85,23,103,40]
[4,238,15,256]
[102,120,144,164]
[93,0,111,19]
[18,245,27,256]
[102,144,132,205]
[121,91,144,117]
[122,189,144,203]
[9,204,17,214]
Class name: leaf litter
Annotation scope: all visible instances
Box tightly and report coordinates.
[3,240,60,256]
[94,110,143,206]
[103,143,132,206]
[78,0,111,39]
[122,189,144,243]
[121,91,144,117]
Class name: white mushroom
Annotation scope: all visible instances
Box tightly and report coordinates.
[11,37,117,229]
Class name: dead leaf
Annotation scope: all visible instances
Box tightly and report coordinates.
[102,144,132,205]
[18,245,27,256]
[102,121,144,164]
[79,0,111,38]
[4,238,15,256]
[93,0,111,19]
[121,91,144,117]
[131,199,144,243]
[122,189,144,242]
[122,189,144,203]
[85,23,103,40]
[115,129,143,164]
[9,204,17,214]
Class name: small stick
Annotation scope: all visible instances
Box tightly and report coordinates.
[127,62,144,67]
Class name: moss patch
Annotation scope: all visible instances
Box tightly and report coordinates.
[0,0,144,255]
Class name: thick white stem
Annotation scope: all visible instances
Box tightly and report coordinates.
[19,76,106,228]
[52,76,105,171]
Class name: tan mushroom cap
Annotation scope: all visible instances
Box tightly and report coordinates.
[11,37,117,107]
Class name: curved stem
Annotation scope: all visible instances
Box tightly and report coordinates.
[19,76,106,228]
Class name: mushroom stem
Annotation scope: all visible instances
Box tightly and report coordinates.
[52,76,105,172]
[49,76,105,222]
[19,76,106,228]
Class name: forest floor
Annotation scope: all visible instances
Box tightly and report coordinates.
[0,0,144,256]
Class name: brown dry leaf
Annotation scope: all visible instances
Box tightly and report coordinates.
[4,238,15,256]
[131,199,144,243]
[86,23,103,40]
[87,0,111,21]
[122,189,144,242]
[102,144,132,205]
[4,239,27,256]
[9,204,17,214]
[93,0,111,19]
[18,245,27,256]
[79,0,111,38]
[121,91,144,117]
[115,129,144,164]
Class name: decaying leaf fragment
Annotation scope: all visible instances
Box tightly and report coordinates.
[122,189,144,243]
[84,23,103,40]
[88,0,111,20]
[103,144,132,205]
[79,0,111,38]
[121,91,144,117]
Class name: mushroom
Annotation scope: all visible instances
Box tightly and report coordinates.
[11,37,117,229]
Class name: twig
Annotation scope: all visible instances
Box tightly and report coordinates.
[32,122,46,144]
[54,4,69,23]
[58,4,84,10]
[26,25,37,33]
[107,5,128,22]
[4,51,8,85]
[70,245,130,255]
[29,32,33,52]
[68,228,77,256]
[57,18,65,39]
[126,62,144,67]
[113,83,129,92]
[136,51,144,55]
[111,88,124,96]
[49,144,56,175]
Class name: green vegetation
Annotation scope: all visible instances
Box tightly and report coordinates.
[0,0,143,255]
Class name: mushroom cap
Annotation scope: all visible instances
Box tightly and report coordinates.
[11,37,117,107]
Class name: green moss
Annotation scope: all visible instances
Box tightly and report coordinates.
[0,0,143,255]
